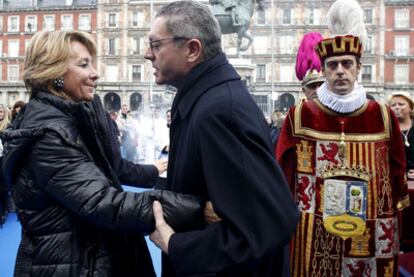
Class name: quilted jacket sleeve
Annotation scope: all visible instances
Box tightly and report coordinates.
[28,131,202,235]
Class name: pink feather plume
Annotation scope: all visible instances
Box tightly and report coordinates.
[295,32,323,81]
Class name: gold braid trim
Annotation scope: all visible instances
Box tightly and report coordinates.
[397,195,410,211]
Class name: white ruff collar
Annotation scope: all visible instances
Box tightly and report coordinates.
[317,82,367,113]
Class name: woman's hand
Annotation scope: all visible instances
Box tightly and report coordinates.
[204,201,222,224]
[154,159,168,175]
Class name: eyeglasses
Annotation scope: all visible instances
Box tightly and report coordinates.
[148,36,188,52]
[325,59,355,71]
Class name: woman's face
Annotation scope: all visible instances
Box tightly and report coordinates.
[62,41,99,102]
[390,96,413,121]
[0,107,5,121]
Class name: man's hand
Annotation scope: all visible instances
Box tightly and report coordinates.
[204,201,222,224]
[150,201,175,254]
[154,159,168,175]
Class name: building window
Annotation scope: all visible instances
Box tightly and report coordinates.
[43,15,55,31]
[106,65,119,82]
[256,64,266,81]
[280,64,294,82]
[8,16,20,33]
[395,36,409,56]
[108,38,117,55]
[365,36,374,53]
[257,9,265,25]
[395,9,409,28]
[364,9,373,24]
[61,15,73,31]
[361,65,372,82]
[0,40,2,57]
[132,65,142,81]
[108,13,117,27]
[394,64,409,84]
[8,40,19,57]
[279,35,293,54]
[0,16,3,32]
[132,11,140,27]
[8,65,19,81]
[283,9,291,24]
[132,37,141,55]
[79,14,91,31]
[252,95,268,113]
[25,15,37,33]
[307,8,320,25]
[308,8,314,24]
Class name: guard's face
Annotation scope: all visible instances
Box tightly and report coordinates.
[144,17,189,87]
[302,81,323,100]
[63,41,99,102]
[390,96,412,121]
[322,55,360,95]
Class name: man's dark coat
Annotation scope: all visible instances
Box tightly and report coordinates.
[163,53,299,276]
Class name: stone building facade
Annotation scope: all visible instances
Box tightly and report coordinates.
[0,0,413,113]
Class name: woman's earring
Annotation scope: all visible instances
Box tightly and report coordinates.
[53,77,64,91]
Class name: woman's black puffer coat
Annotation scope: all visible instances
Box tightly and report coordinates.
[2,91,203,277]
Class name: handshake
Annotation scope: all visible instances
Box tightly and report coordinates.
[137,190,204,235]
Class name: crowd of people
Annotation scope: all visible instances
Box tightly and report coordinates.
[0,0,412,276]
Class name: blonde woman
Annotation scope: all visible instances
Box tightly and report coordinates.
[0,104,10,227]
[2,31,202,276]
[389,91,414,179]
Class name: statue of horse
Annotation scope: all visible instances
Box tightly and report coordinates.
[210,0,264,55]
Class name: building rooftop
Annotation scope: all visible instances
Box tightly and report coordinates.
[0,0,96,10]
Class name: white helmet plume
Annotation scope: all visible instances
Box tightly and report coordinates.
[327,0,367,48]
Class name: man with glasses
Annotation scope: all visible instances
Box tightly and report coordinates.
[276,0,409,276]
[145,1,299,276]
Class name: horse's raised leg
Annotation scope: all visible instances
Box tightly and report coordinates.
[237,32,243,56]
[239,29,253,52]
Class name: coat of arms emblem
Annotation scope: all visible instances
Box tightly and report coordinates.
[323,179,367,239]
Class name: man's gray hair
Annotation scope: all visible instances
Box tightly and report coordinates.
[156,1,222,60]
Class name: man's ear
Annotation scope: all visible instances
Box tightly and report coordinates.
[186,39,202,63]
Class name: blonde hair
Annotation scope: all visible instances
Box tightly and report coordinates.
[23,31,96,98]
[388,91,414,118]
[0,104,11,132]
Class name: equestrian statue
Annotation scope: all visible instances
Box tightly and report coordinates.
[210,0,265,55]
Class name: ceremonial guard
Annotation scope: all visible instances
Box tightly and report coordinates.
[276,0,410,276]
